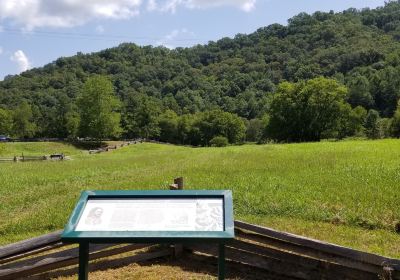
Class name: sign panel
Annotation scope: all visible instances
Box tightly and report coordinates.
[61,190,234,243]
[75,198,224,232]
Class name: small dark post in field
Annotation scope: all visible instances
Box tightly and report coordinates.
[169,177,184,190]
[169,177,184,257]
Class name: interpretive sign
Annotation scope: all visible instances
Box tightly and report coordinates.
[61,190,234,280]
[75,198,224,232]
[62,190,233,242]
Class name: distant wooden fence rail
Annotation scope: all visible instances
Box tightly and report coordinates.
[88,141,140,154]
[0,221,399,280]
[0,154,67,162]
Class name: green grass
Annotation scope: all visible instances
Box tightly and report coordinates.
[1,140,400,258]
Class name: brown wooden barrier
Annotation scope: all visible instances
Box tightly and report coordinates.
[1,221,399,279]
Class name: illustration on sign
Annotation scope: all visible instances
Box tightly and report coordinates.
[75,198,224,232]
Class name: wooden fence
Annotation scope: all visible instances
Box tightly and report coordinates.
[88,141,139,154]
[0,154,66,163]
[1,221,399,279]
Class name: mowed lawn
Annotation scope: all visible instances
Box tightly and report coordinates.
[0,140,400,258]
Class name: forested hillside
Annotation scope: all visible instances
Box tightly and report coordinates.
[2,1,400,144]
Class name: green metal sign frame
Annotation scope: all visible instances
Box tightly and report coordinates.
[61,190,234,280]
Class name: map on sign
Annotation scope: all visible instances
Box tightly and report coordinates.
[75,198,224,232]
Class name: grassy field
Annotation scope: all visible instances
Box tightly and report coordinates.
[1,140,400,258]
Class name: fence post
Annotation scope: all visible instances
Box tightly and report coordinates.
[169,177,184,257]
[169,177,184,190]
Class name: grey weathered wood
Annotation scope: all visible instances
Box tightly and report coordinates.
[25,248,172,280]
[0,244,150,279]
[234,228,382,275]
[229,239,380,279]
[235,220,400,267]
[0,242,65,265]
[0,230,62,260]
[188,243,377,280]
[0,218,399,279]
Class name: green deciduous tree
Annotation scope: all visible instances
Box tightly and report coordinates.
[158,110,178,143]
[390,101,400,137]
[0,108,13,136]
[77,76,121,140]
[122,93,161,139]
[191,110,246,146]
[266,77,348,142]
[365,109,380,139]
[12,101,37,138]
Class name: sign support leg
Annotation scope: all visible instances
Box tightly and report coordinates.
[78,242,89,280]
[218,243,225,280]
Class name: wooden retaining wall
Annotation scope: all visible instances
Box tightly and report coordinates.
[0,221,399,280]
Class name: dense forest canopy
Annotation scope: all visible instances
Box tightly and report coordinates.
[2,1,400,144]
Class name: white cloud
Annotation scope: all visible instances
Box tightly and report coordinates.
[156,28,195,49]
[10,50,31,72]
[147,0,158,11]
[0,0,142,30]
[0,0,256,30]
[154,0,257,13]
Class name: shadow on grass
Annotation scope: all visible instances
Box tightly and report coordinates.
[32,250,286,280]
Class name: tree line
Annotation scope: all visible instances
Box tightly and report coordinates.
[2,2,400,145]
[3,75,399,146]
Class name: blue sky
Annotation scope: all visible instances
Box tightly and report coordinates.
[0,0,387,80]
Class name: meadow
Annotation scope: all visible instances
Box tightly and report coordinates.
[0,140,399,258]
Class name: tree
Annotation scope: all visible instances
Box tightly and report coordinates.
[12,101,37,138]
[210,136,229,147]
[0,108,13,135]
[390,101,400,137]
[158,110,178,143]
[191,110,246,146]
[337,105,367,138]
[77,76,121,140]
[365,109,380,139]
[246,118,264,142]
[346,74,374,108]
[266,77,348,142]
[65,111,80,139]
[122,92,162,139]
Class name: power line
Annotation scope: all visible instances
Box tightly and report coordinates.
[0,27,204,43]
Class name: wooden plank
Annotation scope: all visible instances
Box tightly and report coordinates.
[235,221,400,267]
[0,230,62,260]
[187,243,307,280]
[229,239,379,280]
[235,229,382,275]
[0,242,65,265]
[25,248,172,280]
[188,243,377,280]
[0,244,150,279]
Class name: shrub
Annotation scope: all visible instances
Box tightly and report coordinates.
[210,136,229,147]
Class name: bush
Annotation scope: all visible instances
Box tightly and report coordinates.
[210,136,229,147]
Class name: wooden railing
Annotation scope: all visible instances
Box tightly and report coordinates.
[0,221,399,280]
